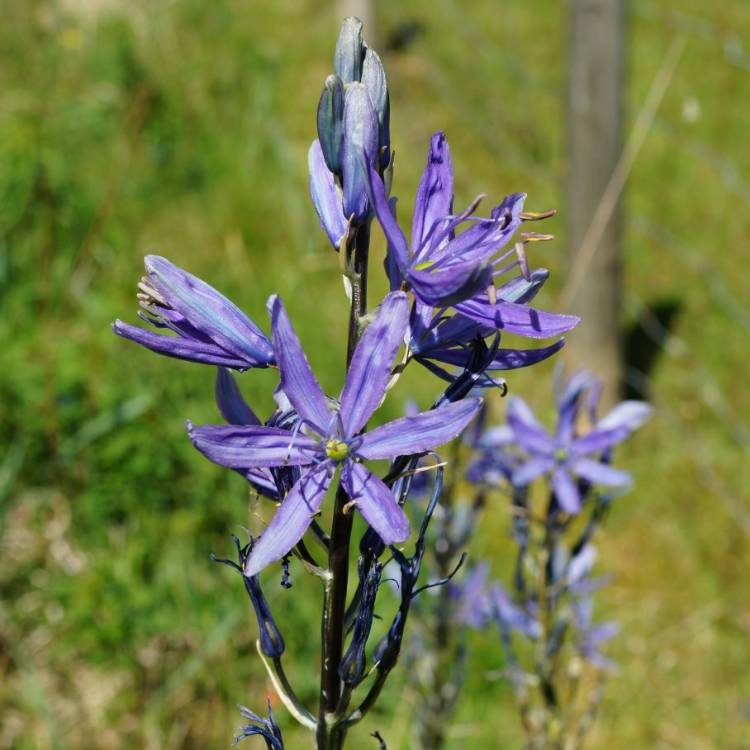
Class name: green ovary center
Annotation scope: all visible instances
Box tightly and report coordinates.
[554,447,568,463]
[325,439,350,461]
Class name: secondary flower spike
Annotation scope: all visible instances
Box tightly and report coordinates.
[113,255,274,370]
[188,291,482,576]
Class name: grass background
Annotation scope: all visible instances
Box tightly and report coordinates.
[1,0,748,747]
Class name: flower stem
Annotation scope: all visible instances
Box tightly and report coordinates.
[317,221,370,750]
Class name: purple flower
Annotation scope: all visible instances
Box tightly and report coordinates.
[359,132,577,386]
[189,291,482,576]
[508,392,652,514]
[365,131,579,337]
[113,256,274,370]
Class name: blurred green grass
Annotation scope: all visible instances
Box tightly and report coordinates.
[1,0,748,748]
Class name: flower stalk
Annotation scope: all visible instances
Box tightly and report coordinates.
[318,220,370,750]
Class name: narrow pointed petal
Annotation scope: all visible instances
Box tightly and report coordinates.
[340,292,409,435]
[426,338,564,371]
[408,261,494,308]
[555,371,596,442]
[414,313,486,353]
[455,297,580,339]
[596,401,653,434]
[144,256,274,364]
[268,295,331,433]
[188,423,318,469]
[496,268,550,304]
[489,339,565,369]
[342,462,410,544]
[512,456,555,486]
[572,458,632,487]
[570,401,653,456]
[357,398,482,460]
[384,197,404,290]
[244,467,332,577]
[308,140,348,250]
[507,397,555,456]
[341,83,378,222]
[245,468,280,499]
[364,158,409,275]
[215,368,260,425]
[411,132,453,252]
[552,468,581,513]
[113,320,250,368]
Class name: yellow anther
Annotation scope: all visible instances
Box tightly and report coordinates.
[413,259,435,271]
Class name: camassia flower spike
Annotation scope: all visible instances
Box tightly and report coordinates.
[188,291,482,577]
[113,255,275,370]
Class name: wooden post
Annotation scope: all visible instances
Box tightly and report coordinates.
[564,0,625,406]
[338,0,376,45]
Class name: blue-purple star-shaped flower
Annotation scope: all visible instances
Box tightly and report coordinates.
[507,395,652,513]
[188,291,482,576]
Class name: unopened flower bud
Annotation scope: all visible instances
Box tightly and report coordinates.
[243,573,286,659]
[316,74,345,174]
[362,47,390,168]
[334,17,365,83]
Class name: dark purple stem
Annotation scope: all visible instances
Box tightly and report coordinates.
[317,221,370,750]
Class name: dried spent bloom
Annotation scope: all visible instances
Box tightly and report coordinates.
[232,701,284,749]
[113,255,274,370]
[212,535,286,659]
[339,559,383,685]
[189,291,482,576]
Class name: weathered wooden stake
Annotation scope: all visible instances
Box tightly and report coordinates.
[564,0,625,406]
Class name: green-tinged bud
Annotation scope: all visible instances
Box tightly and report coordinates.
[317,74,345,174]
[335,16,365,83]
[362,47,390,168]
